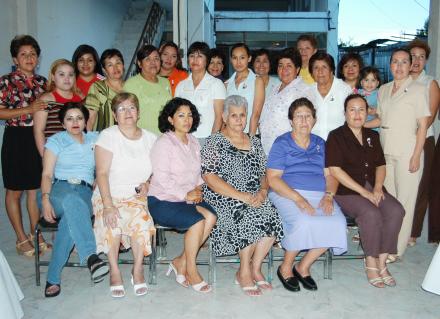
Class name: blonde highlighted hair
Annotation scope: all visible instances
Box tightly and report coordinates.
[46,59,80,94]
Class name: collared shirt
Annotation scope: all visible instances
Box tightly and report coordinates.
[267,132,326,192]
[377,76,430,156]
[226,69,257,132]
[325,123,386,196]
[148,132,204,202]
[175,72,226,138]
[259,77,314,154]
[123,74,172,134]
[311,77,352,141]
[45,131,98,185]
[415,70,435,137]
[0,70,47,127]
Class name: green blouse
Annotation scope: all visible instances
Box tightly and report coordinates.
[85,80,117,131]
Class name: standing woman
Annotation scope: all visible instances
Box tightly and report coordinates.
[33,59,83,157]
[259,48,314,154]
[252,48,280,99]
[0,35,48,256]
[368,48,430,260]
[175,42,226,141]
[159,41,188,96]
[296,34,318,85]
[124,44,171,135]
[86,49,125,131]
[72,44,104,97]
[207,48,226,81]
[406,39,440,246]
[225,43,265,136]
[337,52,364,92]
[309,51,352,140]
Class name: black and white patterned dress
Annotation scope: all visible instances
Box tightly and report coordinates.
[201,133,284,256]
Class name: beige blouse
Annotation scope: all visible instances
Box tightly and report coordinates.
[377,77,430,156]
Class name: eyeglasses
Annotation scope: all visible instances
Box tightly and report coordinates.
[116,105,137,113]
[293,114,314,122]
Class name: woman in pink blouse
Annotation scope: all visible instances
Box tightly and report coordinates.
[148,97,217,293]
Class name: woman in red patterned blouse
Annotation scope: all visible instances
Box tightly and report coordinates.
[0,35,50,256]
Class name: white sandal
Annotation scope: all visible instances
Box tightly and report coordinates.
[110,285,125,298]
[131,275,148,296]
[166,262,189,288]
[191,281,212,293]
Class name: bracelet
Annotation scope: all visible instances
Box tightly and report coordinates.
[325,191,335,198]
[103,206,115,210]
[42,192,50,197]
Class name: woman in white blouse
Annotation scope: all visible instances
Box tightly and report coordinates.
[259,48,314,154]
[226,43,265,135]
[309,51,352,140]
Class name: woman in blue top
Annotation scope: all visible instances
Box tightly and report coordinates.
[267,97,347,292]
[39,102,109,297]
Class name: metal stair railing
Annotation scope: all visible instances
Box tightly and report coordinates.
[125,1,165,80]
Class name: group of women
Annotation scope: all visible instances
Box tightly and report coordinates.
[0,33,439,298]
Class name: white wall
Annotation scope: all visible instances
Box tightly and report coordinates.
[0,0,131,77]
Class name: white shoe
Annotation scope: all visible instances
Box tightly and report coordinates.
[131,275,148,296]
[166,262,189,288]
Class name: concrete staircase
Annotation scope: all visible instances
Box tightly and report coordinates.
[113,0,165,76]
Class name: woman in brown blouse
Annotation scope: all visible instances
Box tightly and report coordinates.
[326,94,404,288]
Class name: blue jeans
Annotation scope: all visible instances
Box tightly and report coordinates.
[37,180,96,285]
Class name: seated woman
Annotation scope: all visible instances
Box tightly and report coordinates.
[326,94,404,288]
[267,97,347,292]
[93,92,156,298]
[39,102,108,297]
[148,97,217,293]
[202,95,283,297]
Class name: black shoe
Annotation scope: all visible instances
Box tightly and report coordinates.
[277,266,300,292]
[87,254,109,283]
[45,281,61,298]
[292,265,317,291]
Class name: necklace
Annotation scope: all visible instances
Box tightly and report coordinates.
[118,126,141,140]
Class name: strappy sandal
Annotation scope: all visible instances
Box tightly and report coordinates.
[87,254,109,283]
[365,265,385,288]
[16,238,34,257]
[380,267,396,287]
[29,233,52,254]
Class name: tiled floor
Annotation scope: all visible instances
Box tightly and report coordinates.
[1,191,439,319]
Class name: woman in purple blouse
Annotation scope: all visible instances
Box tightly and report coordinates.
[148,97,217,293]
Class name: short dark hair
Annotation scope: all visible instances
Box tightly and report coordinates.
[136,44,159,73]
[72,44,102,76]
[158,97,200,133]
[252,48,270,63]
[360,66,381,87]
[390,48,412,65]
[276,48,302,69]
[288,97,316,120]
[209,48,226,63]
[407,39,431,59]
[187,42,210,59]
[337,52,364,80]
[297,34,318,49]
[160,41,184,70]
[58,102,90,126]
[10,35,41,58]
[344,93,369,112]
[309,51,335,75]
[100,49,124,70]
[231,43,251,57]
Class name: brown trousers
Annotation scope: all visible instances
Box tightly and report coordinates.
[335,183,405,257]
[428,137,440,242]
[411,137,436,239]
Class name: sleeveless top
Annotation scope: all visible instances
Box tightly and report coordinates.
[416,70,435,138]
[45,91,83,137]
[226,69,257,133]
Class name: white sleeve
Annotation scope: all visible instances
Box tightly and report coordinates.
[212,79,226,100]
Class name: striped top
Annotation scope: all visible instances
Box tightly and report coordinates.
[44,91,83,138]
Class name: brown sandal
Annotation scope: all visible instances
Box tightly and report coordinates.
[16,238,34,257]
